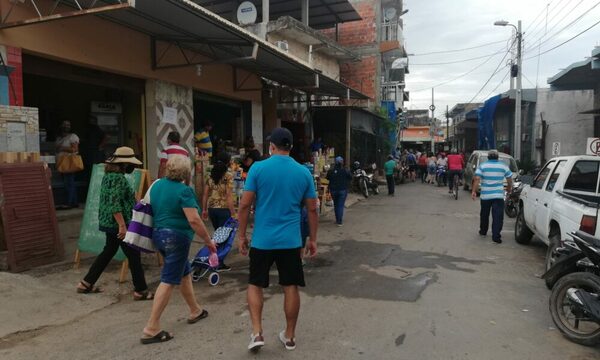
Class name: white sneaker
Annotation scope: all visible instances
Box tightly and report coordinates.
[279,330,296,350]
[248,333,265,351]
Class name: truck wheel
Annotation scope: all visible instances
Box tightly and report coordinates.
[515,209,533,244]
[545,227,562,272]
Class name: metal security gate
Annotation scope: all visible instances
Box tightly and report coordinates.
[0,163,63,272]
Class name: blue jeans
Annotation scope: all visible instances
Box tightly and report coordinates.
[208,208,231,230]
[152,229,192,285]
[330,189,348,224]
[480,199,504,241]
[62,173,77,206]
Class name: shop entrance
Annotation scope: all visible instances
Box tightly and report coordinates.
[22,55,144,206]
[193,92,250,159]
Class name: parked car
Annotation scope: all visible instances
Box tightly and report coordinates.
[463,150,519,193]
[515,156,600,271]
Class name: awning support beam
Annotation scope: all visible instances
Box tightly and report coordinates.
[0,1,131,29]
[233,67,262,92]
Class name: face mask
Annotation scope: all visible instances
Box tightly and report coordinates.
[124,164,135,174]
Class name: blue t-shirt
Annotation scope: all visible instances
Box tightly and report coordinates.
[150,178,200,239]
[244,155,317,249]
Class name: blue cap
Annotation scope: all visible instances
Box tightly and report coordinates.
[335,156,344,164]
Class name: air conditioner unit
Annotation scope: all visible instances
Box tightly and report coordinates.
[275,41,289,52]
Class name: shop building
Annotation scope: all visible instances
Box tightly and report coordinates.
[0,0,369,203]
[447,103,481,154]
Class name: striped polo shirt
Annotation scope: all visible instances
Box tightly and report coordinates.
[159,144,189,163]
[475,159,512,200]
[194,131,212,157]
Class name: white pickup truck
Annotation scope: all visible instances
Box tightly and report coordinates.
[515,155,600,269]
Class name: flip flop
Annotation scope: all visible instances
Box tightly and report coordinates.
[140,330,173,345]
[133,291,154,301]
[187,309,208,324]
[76,281,102,294]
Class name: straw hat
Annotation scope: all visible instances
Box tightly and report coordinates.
[105,146,142,165]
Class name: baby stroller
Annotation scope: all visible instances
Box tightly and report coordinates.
[190,218,238,286]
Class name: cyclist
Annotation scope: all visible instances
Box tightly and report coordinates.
[446,148,464,194]
[406,149,418,182]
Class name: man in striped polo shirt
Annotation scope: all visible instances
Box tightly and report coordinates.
[158,131,189,178]
[471,150,513,244]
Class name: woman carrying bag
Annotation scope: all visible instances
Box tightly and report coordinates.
[76,147,153,301]
[56,120,83,209]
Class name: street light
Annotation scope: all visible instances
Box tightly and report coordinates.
[494,19,522,161]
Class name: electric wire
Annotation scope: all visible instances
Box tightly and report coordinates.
[524,0,586,49]
[525,0,571,42]
[464,45,514,105]
[481,71,510,102]
[522,0,556,35]
[409,49,506,65]
[410,39,508,56]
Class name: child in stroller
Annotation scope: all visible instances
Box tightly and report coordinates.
[190,218,238,286]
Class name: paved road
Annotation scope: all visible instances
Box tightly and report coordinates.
[1,182,599,359]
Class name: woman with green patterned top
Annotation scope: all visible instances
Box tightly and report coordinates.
[76,147,153,301]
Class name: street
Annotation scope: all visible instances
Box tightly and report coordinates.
[1,182,600,360]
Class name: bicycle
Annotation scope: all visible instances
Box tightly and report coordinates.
[453,173,459,200]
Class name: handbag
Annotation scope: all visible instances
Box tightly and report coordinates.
[123,182,156,253]
[57,153,84,173]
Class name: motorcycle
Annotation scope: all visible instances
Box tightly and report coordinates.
[547,231,600,346]
[352,161,379,198]
[394,162,409,185]
[504,181,523,218]
[542,234,586,289]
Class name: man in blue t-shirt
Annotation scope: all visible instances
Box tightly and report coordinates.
[238,127,318,352]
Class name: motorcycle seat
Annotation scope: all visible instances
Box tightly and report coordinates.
[574,230,600,249]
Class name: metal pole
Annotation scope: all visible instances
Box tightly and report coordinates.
[514,20,522,161]
[430,88,435,153]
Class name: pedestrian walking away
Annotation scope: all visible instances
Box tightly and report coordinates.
[76,147,152,300]
[326,156,352,226]
[384,155,396,195]
[238,127,319,352]
[158,131,189,178]
[141,155,217,345]
[471,149,513,244]
[202,151,237,271]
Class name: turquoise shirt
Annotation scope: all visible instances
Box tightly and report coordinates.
[244,155,317,250]
[150,178,200,239]
[384,160,396,176]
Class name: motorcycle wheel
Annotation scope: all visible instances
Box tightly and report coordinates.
[360,179,369,198]
[504,200,518,218]
[549,272,600,346]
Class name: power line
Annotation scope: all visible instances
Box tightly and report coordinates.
[481,71,510,102]
[410,39,508,56]
[524,0,586,49]
[464,46,513,105]
[524,16,600,60]
[525,0,571,42]
[409,39,515,93]
[523,0,556,34]
[410,50,506,65]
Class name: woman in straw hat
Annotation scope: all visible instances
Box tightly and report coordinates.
[76,147,153,301]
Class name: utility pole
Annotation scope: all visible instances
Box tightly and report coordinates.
[429,88,436,153]
[515,20,522,162]
[445,105,449,143]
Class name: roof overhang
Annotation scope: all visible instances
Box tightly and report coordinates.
[312,105,386,120]
[0,0,368,99]
[267,16,359,61]
[193,0,361,29]
[548,47,600,90]
[500,88,537,103]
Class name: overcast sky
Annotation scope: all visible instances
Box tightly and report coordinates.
[402,0,600,116]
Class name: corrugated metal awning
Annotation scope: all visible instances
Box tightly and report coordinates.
[0,0,368,99]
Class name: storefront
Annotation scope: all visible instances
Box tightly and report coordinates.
[22,55,144,204]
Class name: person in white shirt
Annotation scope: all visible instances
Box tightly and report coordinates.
[56,120,80,208]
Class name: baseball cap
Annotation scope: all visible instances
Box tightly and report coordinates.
[267,127,293,149]
[335,156,344,164]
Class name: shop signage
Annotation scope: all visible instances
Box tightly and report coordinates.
[91,101,122,114]
[587,138,600,156]
[552,142,560,156]
[162,106,178,125]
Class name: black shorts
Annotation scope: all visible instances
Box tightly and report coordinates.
[249,247,305,288]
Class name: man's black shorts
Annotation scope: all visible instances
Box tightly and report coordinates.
[249,247,305,288]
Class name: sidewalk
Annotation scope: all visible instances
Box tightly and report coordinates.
[0,191,366,341]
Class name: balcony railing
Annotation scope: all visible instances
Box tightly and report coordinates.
[381,81,404,102]
[381,20,402,42]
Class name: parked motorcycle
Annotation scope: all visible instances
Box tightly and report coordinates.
[352,161,379,198]
[547,231,600,346]
[394,162,409,185]
[504,181,523,218]
[542,234,585,289]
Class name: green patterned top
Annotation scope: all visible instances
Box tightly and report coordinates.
[98,172,135,232]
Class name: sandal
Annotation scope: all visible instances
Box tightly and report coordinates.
[140,330,173,345]
[187,309,208,324]
[133,291,154,301]
[76,281,102,294]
